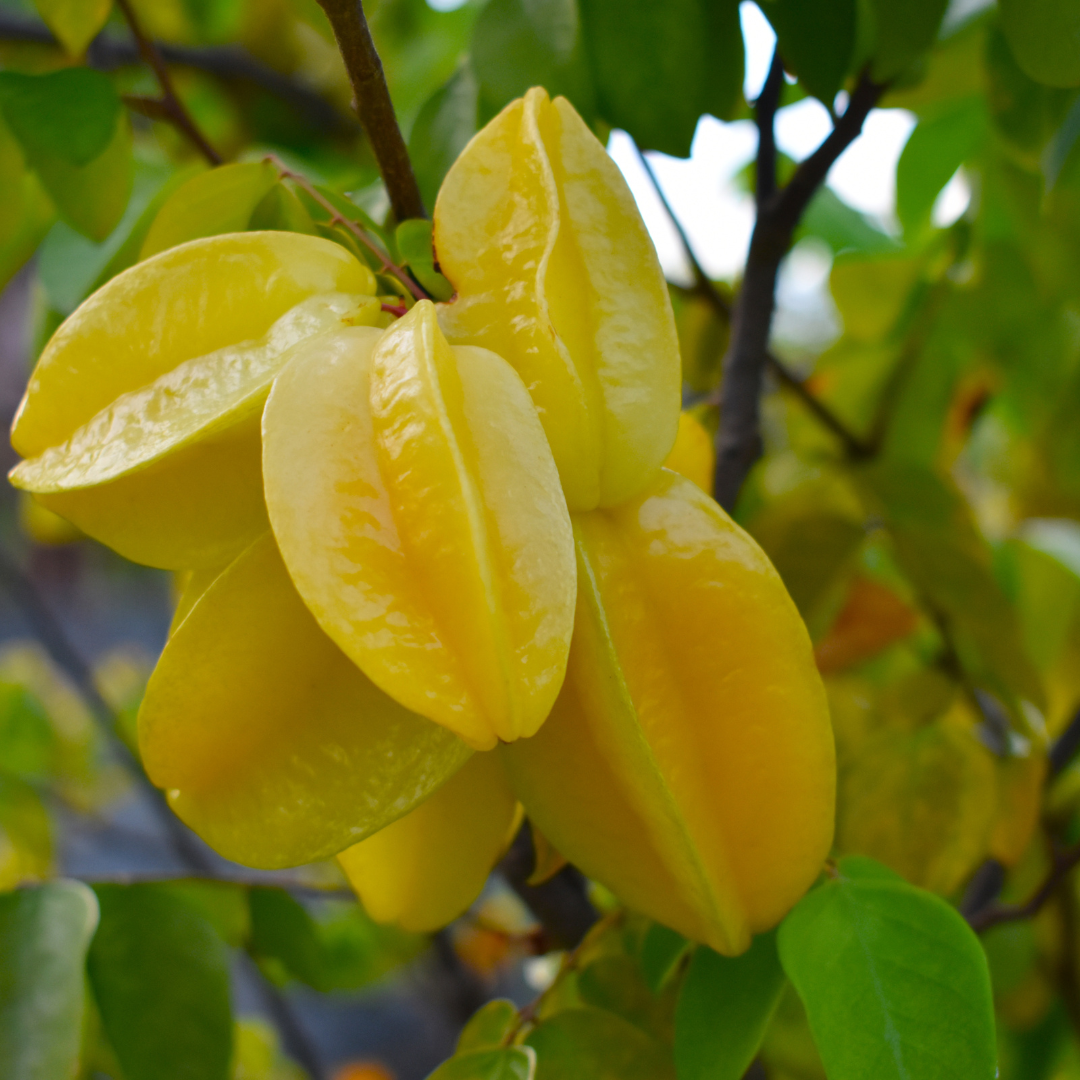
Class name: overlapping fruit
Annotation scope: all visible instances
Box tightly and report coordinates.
[9,87,834,954]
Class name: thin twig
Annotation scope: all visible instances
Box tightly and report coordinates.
[713,68,885,510]
[113,0,222,165]
[969,841,1080,933]
[631,142,871,459]
[314,0,426,222]
[267,155,428,302]
[0,11,349,135]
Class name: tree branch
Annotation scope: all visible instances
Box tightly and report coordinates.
[314,0,426,222]
[713,68,885,510]
[113,0,222,166]
[968,841,1080,933]
[755,50,784,207]
[499,823,598,951]
[0,11,350,136]
[630,141,872,461]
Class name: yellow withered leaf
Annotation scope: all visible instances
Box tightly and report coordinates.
[836,699,998,895]
[262,302,576,750]
[337,751,521,932]
[138,533,472,869]
[435,88,681,512]
[10,232,376,569]
[500,471,835,956]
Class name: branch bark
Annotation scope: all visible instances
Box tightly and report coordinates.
[315,0,426,222]
[499,823,599,950]
[114,0,222,166]
[630,140,871,460]
[713,67,885,510]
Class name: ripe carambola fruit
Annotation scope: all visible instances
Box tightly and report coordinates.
[337,751,520,932]
[435,87,681,512]
[262,301,576,750]
[500,471,835,955]
[138,532,471,869]
[9,232,377,569]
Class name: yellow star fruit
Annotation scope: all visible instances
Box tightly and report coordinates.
[337,751,521,932]
[139,533,472,868]
[664,411,715,494]
[10,232,377,569]
[500,471,835,955]
[262,301,576,750]
[435,87,681,512]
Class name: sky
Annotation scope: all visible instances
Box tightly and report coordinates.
[607,2,972,285]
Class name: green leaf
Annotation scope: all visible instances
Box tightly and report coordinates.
[674,932,786,1080]
[638,922,689,993]
[0,68,119,166]
[33,0,112,56]
[0,170,54,292]
[428,1047,537,1080]
[472,0,596,122]
[32,114,133,242]
[88,884,233,1080]
[0,774,53,889]
[0,880,99,1080]
[162,880,250,949]
[778,856,996,1080]
[867,0,950,81]
[896,96,987,237]
[248,182,318,236]
[525,1007,675,1079]
[410,66,479,213]
[579,0,743,157]
[758,0,857,104]
[798,187,902,257]
[248,886,329,991]
[457,999,521,1054]
[999,0,1080,88]
[140,160,277,259]
[38,159,179,315]
[397,218,454,300]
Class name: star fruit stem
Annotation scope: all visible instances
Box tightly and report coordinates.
[314,0,427,222]
[713,54,885,511]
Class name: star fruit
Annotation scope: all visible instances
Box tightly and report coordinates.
[262,301,576,749]
[435,87,681,512]
[141,533,472,868]
[10,232,379,569]
[500,471,836,956]
[8,87,835,951]
[336,750,521,932]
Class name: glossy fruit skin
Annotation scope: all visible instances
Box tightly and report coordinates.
[500,471,835,955]
[337,750,521,932]
[139,533,472,869]
[262,302,576,750]
[435,87,681,512]
[9,232,377,569]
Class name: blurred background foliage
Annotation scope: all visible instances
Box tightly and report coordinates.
[0,0,1080,1077]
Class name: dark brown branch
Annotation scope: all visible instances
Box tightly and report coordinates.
[630,141,872,461]
[713,69,885,510]
[969,841,1080,933]
[113,0,222,165]
[314,0,426,222]
[499,823,598,950]
[755,50,784,207]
